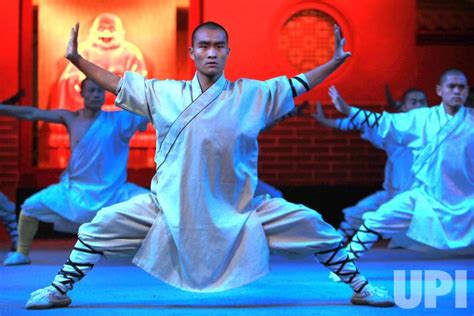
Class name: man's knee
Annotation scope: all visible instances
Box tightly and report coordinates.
[361,212,395,239]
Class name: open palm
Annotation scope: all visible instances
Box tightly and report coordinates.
[333,25,351,64]
[65,23,80,61]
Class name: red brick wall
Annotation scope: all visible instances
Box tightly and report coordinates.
[258,103,386,186]
[0,117,19,242]
[0,118,19,192]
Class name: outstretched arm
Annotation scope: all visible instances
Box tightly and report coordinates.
[66,23,121,94]
[0,104,68,124]
[328,86,426,149]
[312,101,358,131]
[303,25,351,89]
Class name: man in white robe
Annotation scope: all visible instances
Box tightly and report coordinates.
[26,22,394,309]
[0,78,149,265]
[326,69,473,261]
[313,89,428,243]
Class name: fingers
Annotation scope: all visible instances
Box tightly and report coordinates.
[66,23,80,59]
[333,25,352,62]
[334,24,341,48]
[328,85,338,101]
[70,23,80,41]
[316,101,323,115]
[311,101,323,120]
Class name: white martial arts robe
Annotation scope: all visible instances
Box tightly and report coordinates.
[22,110,149,232]
[110,71,334,292]
[349,104,474,251]
[341,140,414,229]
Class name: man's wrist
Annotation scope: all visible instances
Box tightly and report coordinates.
[345,105,356,116]
[332,56,346,67]
[66,53,81,64]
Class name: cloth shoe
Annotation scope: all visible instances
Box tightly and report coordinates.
[26,285,71,309]
[351,284,395,307]
[3,251,30,266]
[4,251,15,260]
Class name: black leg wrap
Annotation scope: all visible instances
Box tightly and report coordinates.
[348,224,381,259]
[315,242,360,284]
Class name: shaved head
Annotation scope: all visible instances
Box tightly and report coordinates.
[192,21,228,47]
[439,69,467,85]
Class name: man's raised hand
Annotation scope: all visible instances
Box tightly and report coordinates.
[333,25,351,64]
[312,101,327,123]
[65,23,80,62]
[329,85,351,115]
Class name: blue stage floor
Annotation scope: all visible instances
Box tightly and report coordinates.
[0,241,472,315]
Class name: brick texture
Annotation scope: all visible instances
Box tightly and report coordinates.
[258,103,386,186]
[0,117,19,192]
[0,117,19,243]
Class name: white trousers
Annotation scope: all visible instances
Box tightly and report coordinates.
[77,193,343,258]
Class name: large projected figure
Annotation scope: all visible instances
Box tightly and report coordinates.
[52,13,147,110]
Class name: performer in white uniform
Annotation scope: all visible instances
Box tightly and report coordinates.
[0,78,149,266]
[313,89,427,243]
[326,69,473,260]
[26,22,394,309]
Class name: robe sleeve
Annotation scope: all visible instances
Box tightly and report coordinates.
[347,106,427,150]
[117,110,149,141]
[115,72,185,126]
[115,71,153,120]
[263,73,309,125]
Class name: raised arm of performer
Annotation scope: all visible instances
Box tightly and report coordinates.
[312,100,360,131]
[327,85,428,148]
[0,104,70,124]
[65,23,120,94]
[302,25,351,89]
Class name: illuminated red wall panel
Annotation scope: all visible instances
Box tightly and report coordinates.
[200,0,420,103]
[0,0,20,101]
[36,0,177,168]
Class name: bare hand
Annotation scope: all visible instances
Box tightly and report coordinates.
[311,101,326,122]
[384,84,402,109]
[65,23,80,62]
[329,85,351,115]
[333,25,351,64]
